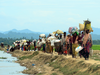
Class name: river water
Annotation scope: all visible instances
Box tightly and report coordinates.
[0,51,28,75]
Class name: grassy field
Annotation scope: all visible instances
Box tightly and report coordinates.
[92,45,100,50]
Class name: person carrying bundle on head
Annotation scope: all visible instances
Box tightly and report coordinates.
[79,20,93,60]
[71,31,79,58]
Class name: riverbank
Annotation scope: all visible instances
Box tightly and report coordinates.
[0,50,27,75]
[1,48,100,75]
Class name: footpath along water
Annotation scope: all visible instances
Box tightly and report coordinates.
[0,51,28,75]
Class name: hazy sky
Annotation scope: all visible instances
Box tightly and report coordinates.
[0,0,100,32]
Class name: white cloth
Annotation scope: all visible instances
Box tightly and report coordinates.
[51,40,55,46]
[48,36,57,41]
[49,33,55,36]
[75,46,83,52]
[42,38,46,44]
[60,39,63,45]
[62,35,67,45]
[39,34,46,38]
[9,46,12,50]
[39,42,43,47]
[37,40,40,47]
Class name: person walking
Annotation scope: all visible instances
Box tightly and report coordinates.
[80,29,92,60]
[71,32,79,58]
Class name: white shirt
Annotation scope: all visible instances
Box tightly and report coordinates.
[62,35,67,44]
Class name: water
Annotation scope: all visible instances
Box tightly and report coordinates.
[0,51,28,75]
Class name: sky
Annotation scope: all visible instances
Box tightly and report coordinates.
[0,0,100,32]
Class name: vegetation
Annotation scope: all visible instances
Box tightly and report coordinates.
[90,52,100,61]
[93,40,100,45]
[0,37,100,46]
[92,45,100,50]
[51,73,58,75]
[0,37,35,45]
[36,73,43,75]
[0,57,7,59]
[48,58,100,75]
[19,51,39,60]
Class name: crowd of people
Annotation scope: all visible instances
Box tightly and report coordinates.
[1,20,93,60]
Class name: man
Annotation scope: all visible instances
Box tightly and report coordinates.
[62,32,67,45]
[33,40,36,51]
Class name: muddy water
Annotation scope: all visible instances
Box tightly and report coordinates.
[0,51,28,75]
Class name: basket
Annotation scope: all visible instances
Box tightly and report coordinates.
[54,42,61,47]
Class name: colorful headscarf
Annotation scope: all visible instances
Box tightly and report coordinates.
[72,31,79,36]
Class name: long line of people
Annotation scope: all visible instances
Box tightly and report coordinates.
[5,20,93,60]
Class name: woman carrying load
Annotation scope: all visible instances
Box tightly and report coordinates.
[77,32,84,46]
[71,31,79,58]
[79,29,92,60]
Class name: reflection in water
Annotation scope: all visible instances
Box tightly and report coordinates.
[0,51,28,75]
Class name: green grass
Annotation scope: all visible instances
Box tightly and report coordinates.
[92,45,100,50]
[48,57,100,75]
[0,57,7,59]
[90,54,100,61]
[30,46,34,50]
[51,73,58,75]
[19,51,39,60]
[36,73,43,75]
[85,65,100,74]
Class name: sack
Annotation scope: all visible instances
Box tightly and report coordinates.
[39,42,42,47]
[89,28,93,33]
[75,46,83,52]
[71,27,78,33]
[79,23,85,31]
[48,36,56,41]
[85,24,91,30]
[42,38,46,44]
[55,40,60,42]
[69,27,73,33]
[24,43,27,45]
[39,34,46,38]
[84,20,91,30]
[49,33,55,36]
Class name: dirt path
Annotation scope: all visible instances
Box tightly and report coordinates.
[1,48,100,75]
[41,50,100,65]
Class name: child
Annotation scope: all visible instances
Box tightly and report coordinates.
[7,45,10,52]
[21,44,24,51]
[63,43,67,55]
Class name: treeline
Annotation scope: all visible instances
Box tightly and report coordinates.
[93,40,100,45]
[0,38,100,45]
[0,37,35,45]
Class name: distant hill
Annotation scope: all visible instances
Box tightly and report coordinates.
[92,27,100,35]
[0,27,100,40]
[0,31,40,39]
[0,29,49,39]
[91,34,100,40]
[3,29,41,34]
